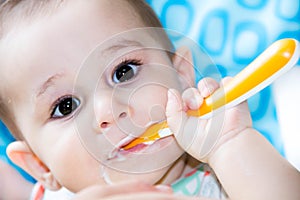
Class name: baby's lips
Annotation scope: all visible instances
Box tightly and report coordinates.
[122,121,170,150]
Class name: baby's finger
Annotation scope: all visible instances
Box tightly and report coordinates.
[104,192,201,200]
[166,89,188,139]
[221,76,233,85]
[72,180,171,200]
[197,78,220,97]
[182,88,203,110]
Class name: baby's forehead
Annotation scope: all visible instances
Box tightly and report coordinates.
[0,0,170,85]
[0,1,164,85]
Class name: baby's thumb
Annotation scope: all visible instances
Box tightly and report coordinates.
[166,89,187,139]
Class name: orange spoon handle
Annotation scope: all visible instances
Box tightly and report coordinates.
[188,38,299,118]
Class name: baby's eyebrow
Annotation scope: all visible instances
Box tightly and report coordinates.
[36,73,64,98]
[102,39,144,56]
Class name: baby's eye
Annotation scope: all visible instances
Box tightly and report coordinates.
[112,60,140,83]
[51,96,80,118]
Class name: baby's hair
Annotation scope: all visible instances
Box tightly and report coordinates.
[0,0,65,38]
[0,0,174,140]
[0,0,172,43]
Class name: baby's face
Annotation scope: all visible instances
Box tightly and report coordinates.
[0,0,192,191]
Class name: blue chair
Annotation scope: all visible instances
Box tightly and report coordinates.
[0,121,35,182]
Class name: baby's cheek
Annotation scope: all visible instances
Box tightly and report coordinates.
[49,135,102,192]
[148,104,166,122]
[129,85,168,119]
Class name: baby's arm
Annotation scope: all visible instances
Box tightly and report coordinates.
[210,126,300,200]
[71,180,204,200]
[167,77,300,200]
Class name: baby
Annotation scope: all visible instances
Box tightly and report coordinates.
[0,0,299,199]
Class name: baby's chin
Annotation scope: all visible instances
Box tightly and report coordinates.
[100,151,186,186]
[103,138,183,172]
[101,165,173,185]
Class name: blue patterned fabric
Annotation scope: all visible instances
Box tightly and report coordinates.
[147,0,300,156]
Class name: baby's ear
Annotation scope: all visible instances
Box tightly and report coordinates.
[6,141,62,191]
[172,46,195,88]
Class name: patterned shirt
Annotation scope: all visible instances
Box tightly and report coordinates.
[31,164,226,200]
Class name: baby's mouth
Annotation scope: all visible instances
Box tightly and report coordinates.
[108,121,173,160]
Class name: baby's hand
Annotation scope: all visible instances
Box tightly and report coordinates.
[166,77,252,163]
[71,180,201,200]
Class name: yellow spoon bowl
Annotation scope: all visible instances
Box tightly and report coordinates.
[123,38,300,150]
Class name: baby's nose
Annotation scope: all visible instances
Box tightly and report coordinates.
[93,87,130,130]
[99,111,127,129]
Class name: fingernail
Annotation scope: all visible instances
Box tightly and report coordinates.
[190,98,198,109]
[155,185,173,193]
[167,89,176,103]
[202,87,210,97]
